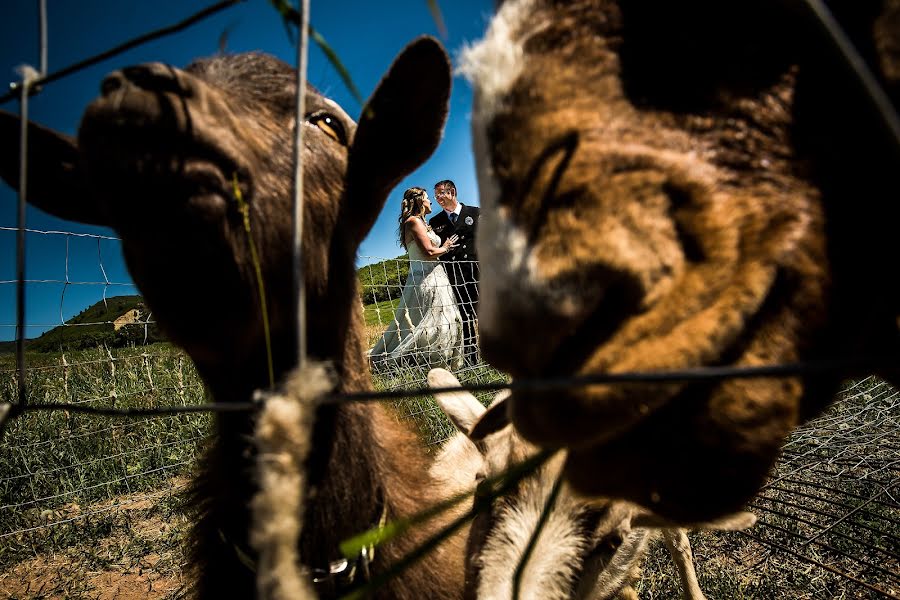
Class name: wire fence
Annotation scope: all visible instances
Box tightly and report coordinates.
[359,254,502,447]
[1,236,898,598]
[669,377,900,600]
[0,1,898,598]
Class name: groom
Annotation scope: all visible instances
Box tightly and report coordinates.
[429,179,480,365]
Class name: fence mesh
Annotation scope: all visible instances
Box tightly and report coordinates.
[360,255,501,446]
[1,2,898,597]
[1,232,898,598]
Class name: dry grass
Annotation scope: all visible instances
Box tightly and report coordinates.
[364,322,388,348]
[0,483,189,600]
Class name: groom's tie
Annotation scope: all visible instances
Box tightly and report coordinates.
[449,212,458,226]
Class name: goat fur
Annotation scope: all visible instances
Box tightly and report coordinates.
[461,0,900,521]
[428,368,755,600]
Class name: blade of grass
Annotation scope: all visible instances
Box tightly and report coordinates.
[268,0,364,106]
[338,482,472,560]
[269,0,298,42]
[308,27,364,107]
[232,174,275,390]
[425,0,448,38]
[217,22,237,53]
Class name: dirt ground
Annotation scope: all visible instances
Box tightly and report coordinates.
[1,492,188,600]
[0,556,185,600]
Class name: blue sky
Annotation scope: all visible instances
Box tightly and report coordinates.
[0,0,492,341]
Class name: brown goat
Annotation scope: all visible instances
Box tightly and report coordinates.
[1,39,477,599]
[428,368,755,600]
[461,0,900,522]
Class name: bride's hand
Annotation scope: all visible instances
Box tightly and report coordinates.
[443,234,459,249]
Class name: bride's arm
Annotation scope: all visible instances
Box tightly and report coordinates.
[406,217,458,258]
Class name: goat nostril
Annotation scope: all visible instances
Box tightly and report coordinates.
[100,73,124,97]
[121,65,147,83]
[121,65,163,89]
[120,64,193,96]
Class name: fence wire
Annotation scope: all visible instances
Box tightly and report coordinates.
[744,378,900,598]
[2,248,898,598]
[0,1,898,598]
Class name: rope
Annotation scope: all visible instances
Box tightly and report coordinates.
[250,362,333,600]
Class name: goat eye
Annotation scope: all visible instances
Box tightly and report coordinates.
[308,111,347,145]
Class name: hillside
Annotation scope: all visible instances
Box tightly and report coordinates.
[1,258,403,355]
[357,255,410,305]
[1,295,166,353]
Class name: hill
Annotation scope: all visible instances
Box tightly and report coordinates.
[1,259,405,355]
[1,295,166,353]
[357,255,410,305]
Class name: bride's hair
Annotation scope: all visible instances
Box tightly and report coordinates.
[398,187,428,248]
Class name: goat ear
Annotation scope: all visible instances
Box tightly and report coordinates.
[342,36,451,244]
[0,110,106,225]
[428,368,486,436]
[469,397,511,442]
[488,388,511,409]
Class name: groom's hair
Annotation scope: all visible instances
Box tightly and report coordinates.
[434,179,456,195]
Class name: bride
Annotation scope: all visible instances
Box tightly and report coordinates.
[369,187,464,371]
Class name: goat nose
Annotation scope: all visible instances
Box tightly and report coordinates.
[100,72,124,97]
[118,63,195,96]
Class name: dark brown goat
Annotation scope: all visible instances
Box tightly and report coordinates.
[462,0,900,522]
[1,40,474,599]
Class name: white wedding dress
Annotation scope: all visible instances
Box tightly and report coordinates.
[369,226,464,371]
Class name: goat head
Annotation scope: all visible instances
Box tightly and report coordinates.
[463,0,900,521]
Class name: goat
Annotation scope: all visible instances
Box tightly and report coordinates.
[428,368,755,600]
[0,39,479,599]
[459,0,900,522]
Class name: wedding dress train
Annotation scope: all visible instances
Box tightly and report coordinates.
[369,228,464,371]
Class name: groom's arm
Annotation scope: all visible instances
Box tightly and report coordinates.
[429,213,450,245]
[428,213,447,262]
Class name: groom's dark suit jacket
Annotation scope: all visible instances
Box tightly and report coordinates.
[429,204,480,315]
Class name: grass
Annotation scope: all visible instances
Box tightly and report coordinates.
[374,361,506,447]
[363,297,401,327]
[362,298,399,348]
[0,339,897,599]
[637,376,900,600]
[0,486,189,599]
[0,343,209,577]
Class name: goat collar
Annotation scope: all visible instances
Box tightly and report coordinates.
[310,502,388,596]
[217,502,387,597]
[310,545,373,592]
